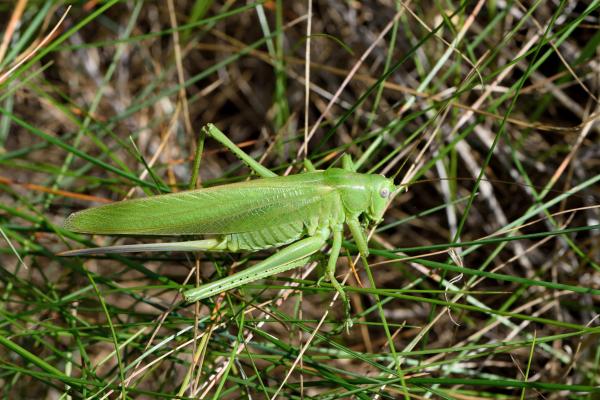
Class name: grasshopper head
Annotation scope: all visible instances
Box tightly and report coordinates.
[366,175,395,224]
[324,169,395,224]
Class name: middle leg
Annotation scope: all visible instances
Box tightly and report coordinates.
[325,224,353,329]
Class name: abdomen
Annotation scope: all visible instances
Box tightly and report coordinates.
[225,190,344,251]
[226,220,305,251]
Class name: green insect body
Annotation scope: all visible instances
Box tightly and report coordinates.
[64,170,390,249]
[61,124,395,327]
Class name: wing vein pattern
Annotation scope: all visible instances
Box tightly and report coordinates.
[64,173,336,240]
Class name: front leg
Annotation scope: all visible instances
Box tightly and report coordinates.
[346,217,369,258]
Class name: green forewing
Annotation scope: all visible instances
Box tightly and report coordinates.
[64,172,334,235]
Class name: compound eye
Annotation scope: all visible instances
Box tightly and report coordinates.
[379,188,390,198]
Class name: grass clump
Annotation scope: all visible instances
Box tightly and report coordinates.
[1,1,599,398]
